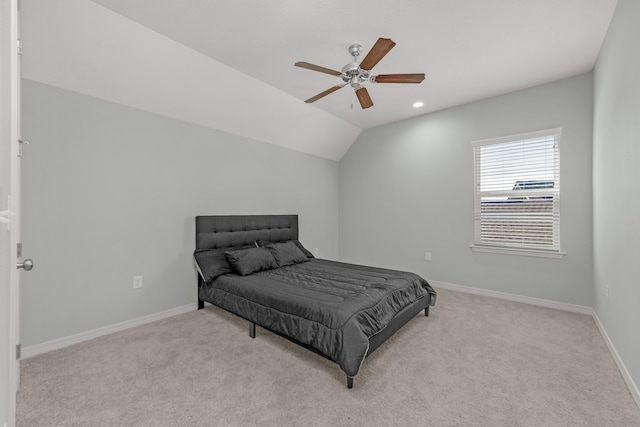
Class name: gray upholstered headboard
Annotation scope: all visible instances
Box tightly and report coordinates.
[195,215,299,250]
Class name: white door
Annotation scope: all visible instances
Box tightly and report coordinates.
[1,1,23,426]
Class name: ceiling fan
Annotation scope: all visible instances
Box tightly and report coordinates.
[295,37,425,109]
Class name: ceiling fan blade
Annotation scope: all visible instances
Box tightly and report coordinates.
[295,61,342,76]
[355,87,373,109]
[359,38,396,70]
[374,73,426,84]
[304,85,344,103]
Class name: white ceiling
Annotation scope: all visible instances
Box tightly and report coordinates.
[21,0,618,160]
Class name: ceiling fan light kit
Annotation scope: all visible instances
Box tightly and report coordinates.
[295,37,425,109]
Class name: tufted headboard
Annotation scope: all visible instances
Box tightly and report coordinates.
[195,214,299,250]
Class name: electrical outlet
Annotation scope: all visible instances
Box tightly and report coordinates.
[133,275,143,289]
[314,247,319,256]
[425,252,431,262]
[605,284,609,301]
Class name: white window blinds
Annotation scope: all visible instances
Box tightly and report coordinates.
[472,128,561,253]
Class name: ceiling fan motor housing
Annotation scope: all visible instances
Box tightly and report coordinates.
[342,44,372,89]
[341,62,371,89]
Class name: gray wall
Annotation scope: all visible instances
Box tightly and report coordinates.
[20,79,339,347]
[340,73,594,306]
[593,0,640,399]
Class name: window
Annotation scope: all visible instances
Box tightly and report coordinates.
[471,128,562,257]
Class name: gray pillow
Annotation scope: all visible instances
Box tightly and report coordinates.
[258,239,315,259]
[265,241,309,267]
[194,244,258,282]
[225,247,278,276]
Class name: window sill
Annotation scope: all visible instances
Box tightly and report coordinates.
[470,244,566,259]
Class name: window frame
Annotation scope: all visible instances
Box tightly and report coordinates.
[470,128,565,259]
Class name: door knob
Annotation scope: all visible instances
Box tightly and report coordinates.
[17,259,34,271]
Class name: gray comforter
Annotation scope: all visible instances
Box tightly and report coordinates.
[199,258,435,377]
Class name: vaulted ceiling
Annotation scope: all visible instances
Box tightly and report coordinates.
[21,0,618,160]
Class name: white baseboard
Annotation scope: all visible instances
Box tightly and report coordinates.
[431,280,593,315]
[431,280,640,410]
[592,312,640,409]
[22,303,197,359]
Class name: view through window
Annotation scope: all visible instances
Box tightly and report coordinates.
[472,128,561,253]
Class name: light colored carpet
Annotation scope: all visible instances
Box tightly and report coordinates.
[17,288,640,426]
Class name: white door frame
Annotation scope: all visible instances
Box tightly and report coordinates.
[1,0,21,425]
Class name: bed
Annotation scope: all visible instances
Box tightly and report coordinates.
[194,214,436,388]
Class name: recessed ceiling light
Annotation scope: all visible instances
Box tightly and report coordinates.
[412,101,424,108]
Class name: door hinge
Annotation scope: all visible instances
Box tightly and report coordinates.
[17,243,22,258]
[18,139,28,157]
[17,39,23,55]
[16,344,21,360]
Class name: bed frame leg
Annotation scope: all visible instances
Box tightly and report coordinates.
[425,305,430,317]
[249,322,256,339]
[197,276,205,310]
[347,376,354,389]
